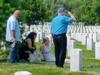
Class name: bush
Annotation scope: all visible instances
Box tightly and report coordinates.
[0,49,9,61]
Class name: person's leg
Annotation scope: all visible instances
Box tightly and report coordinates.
[52,35,60,66]
[10,42,19,63]
[16,42,20,62]
[58,35,67,67]
[10,42,16,63]
[19,45,29,61]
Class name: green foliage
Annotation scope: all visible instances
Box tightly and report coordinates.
[63,0,100,25]
[43,0,100,25]
[0,0,100,40]
[0,0,3,7]
[0,0,51,40]
[17,0,50,25]
[0,50,9,61]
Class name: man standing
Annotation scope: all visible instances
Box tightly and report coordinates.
[51,8,76,67]
[6,10,21,63]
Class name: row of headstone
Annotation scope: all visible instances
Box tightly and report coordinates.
[67,26,100,71]
[22,23,51,42]
[69,33,99,51]
[68,25,100,34]
[67,24,100,71]
[67,35,82,72]
[22,23,100,72]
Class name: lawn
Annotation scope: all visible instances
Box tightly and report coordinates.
[0,62,99,75]
[0,42,100,75]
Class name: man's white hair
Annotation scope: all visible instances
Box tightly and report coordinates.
[58,7,68,15]
[13,10,21,15]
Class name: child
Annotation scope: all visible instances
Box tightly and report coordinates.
[40,37,55,61]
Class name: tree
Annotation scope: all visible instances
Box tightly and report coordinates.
[0,0,15,41]
[16,0,49,25]
[62,0,100,25]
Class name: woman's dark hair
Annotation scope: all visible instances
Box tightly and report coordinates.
[26,32,37,40]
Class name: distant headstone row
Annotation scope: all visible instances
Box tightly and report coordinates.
[21,23,100,72]
[1,22,100,72]
[67,23,100,71]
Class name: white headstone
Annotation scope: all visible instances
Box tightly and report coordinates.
[96,34,100,41]
[14,71,32,75]
[24,24,29,32]
[76,33,82,42]
[95,42,100,60]
[0,41,6,51]
[93,33,97,42]
[70,49,82,72]
[67,39,75,57]
[86,36,93,50]
[35,32,40,42]
[30,25,34,32]
[47,34,53,48]
[81,34,87,45]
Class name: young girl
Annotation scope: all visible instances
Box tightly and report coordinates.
[40,37,55,61]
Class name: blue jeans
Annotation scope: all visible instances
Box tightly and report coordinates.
[10,42,19,63]
[52,33,67,67]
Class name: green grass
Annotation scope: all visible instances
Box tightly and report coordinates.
[75,41,100,73]
[0,62,99,75]
[0,41,100,75]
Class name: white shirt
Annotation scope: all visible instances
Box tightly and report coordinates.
[6,15,21,42]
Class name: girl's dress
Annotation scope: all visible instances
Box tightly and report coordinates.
[43,45,55,61]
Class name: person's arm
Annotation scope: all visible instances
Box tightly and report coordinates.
[10,20,16,42]
[67,11,76,21]
[11,30,16,42]
[40,44,45,54]
[26,38,35,49]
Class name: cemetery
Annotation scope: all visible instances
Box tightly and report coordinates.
[1,23,100,75]
[0,0,100,75]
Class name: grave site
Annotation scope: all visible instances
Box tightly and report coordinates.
[0,23,100,75]
[0,0,100,75]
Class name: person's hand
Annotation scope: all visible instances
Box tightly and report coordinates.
[67,11,76,21]
[32,47,35,49]
[11,31,16,43]
[12,38,16,43]
[67,11,71,15]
